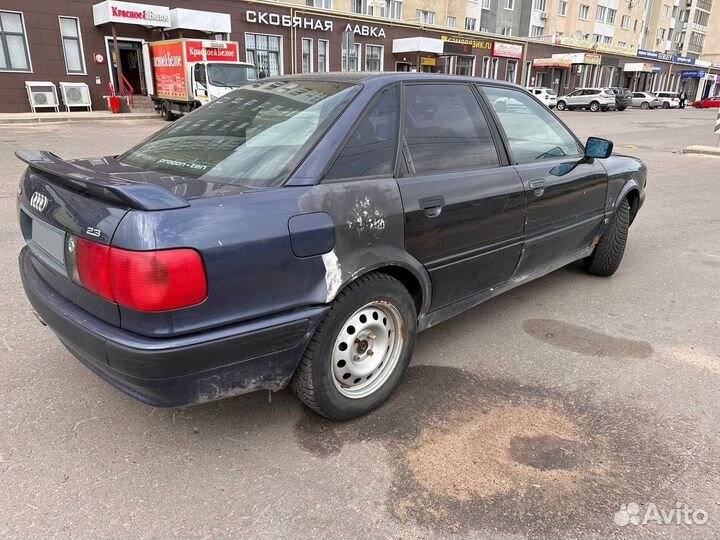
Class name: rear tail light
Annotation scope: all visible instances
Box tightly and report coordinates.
[65,236,207,311]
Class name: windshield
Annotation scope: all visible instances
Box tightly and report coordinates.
[208,64,257,87]
[119,80,359,187]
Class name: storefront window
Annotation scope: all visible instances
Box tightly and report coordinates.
[318,40,329,72]
[365,45,383,71]
[0,11,31,71]
[342,42,360,71]
[246,34,282,77]
[302,38,312,73]
[505,59,517,83]
[456,56,475,76]
[59,16,85,75]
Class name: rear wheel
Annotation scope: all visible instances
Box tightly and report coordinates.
[590,101,600,112]
[583,198,630,277]
[160,101,174,121]
[662,102,670,109]
[617,106,626,111]
[556,100,567,111]
[641,101,650,110]
[291,273,417,421]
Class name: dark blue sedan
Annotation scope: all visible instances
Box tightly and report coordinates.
[17,73,646,420]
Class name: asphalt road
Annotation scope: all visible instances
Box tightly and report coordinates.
[1,108,719,539]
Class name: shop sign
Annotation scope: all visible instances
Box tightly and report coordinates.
[245,10,386,37]
[532,58,571,68]
[552,52,601,65]
[493,42,522,59]
[637,48,696,65]
[186,41,239,63]
[443,41,473,55]
[624,62,656,73]
[682,69,706,78]
[420,57,436,66]
[441,36,492,51]
[92,1,171,27]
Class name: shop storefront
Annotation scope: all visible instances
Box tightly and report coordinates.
[623,63,661,92]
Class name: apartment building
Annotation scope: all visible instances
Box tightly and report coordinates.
[703,0,720,61]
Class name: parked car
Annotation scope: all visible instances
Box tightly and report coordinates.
[556,88,617,112]
[608,87,633,111]
[691,97,720,108]
[656,91,681,109]
[526,87,557,108]
[632,92,661,109]
[16,74,647,420]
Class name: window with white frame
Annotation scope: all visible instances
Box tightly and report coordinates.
[416,9,435,24]
[530,25,544,37]
[491,57,499,79]
[0,10,31,71]
[607,8,616,24]
[306,0,332,8]
[482,56,490,77]
[621,15,630,28]
[302,38,313,73]
[505,0,514,9]
[532,0,546,11]
[618,41,627,48]
[318,39,329,72]
[351,0,371,14]
[446,16,456,28]
[59,16,85,74]
[365,44,383,70]
[596,6,606,21]
[662,4,670,16]
[480,27,489,32]
[603,36,612,44]
[246,34,282,76]
[579,5,590,20]
[505,59,517,83]
[558,1,567,15]
[657,28,665,40]
[592,33,601,42]
[387,0,402,19]
[501,27,512,36]
[465,17,476,31]
[481,0,490,9]
[342,42,361,71]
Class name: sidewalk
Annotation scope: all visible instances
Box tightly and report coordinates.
[0,111,160,125]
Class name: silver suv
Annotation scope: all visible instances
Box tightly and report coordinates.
[556,88,617,112]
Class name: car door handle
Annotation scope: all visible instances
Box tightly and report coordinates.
[419,196,444,218]
[528,179,545,197]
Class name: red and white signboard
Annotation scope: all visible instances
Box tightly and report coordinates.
[185,41,239,63]
[92,1,171,28]
[148,40,187,100]
[493,42,523,59]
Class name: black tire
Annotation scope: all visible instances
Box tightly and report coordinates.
[641,101,649,110]
[291,272,417,421]
[662,102,670,109]
[601,107,609,112]
[160,101,174,121]
[590,101,600,112]
[556,100,567,111]
[617,106,626,111]
[583,198,631,276]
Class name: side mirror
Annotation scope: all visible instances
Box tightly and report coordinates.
[585,137,613,159]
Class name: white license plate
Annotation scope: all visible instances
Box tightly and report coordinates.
[31,219,65,264]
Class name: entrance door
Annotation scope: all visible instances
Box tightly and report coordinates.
[395,62,412,72]
[107,39,146,95]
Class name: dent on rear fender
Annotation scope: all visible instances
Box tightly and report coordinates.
[298,179,429,307]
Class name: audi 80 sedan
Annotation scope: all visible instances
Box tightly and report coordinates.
[17,74,646,420]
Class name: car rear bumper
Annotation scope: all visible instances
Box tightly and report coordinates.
[20,247,328,407]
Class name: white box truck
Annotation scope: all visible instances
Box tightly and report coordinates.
[144,39,257,120]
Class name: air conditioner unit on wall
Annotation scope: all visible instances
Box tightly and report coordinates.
[59,82,92,112]
[25,82,60,113]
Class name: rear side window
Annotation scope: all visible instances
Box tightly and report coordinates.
[483,86,582,165]
[402,84,499,175]
[325,85,398,179]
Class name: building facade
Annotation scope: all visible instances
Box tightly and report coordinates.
[0,0,717,113]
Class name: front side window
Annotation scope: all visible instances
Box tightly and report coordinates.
[326,85,398,179]
[246,34,282,77]
[59,16,85,74]
[119,81,359,187]
[0,11,31,71]
[403,84,499,175]
[482,86,582,165]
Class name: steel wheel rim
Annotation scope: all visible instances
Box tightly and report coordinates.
[331,301,404,399]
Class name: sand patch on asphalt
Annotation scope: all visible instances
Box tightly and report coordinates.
[406,405,606,502]
[670,347,720,375]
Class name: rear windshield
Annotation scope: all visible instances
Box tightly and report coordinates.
[119,80,359,187]
[545,89,556,95]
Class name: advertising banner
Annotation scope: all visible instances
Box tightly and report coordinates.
[149,41,188,100]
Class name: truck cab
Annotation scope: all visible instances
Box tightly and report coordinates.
[192,62,257,103]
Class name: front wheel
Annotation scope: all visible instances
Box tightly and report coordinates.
[556,101,567,111]
[583,198,630,276]
[590,101,600,112]
[291,273,417,421]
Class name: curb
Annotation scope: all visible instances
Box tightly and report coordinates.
[0,114,160,125]
[682,145,720,156]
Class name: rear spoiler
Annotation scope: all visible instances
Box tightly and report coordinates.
[15,150,190,211]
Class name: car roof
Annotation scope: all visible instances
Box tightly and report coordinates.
[263,71,522,88]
